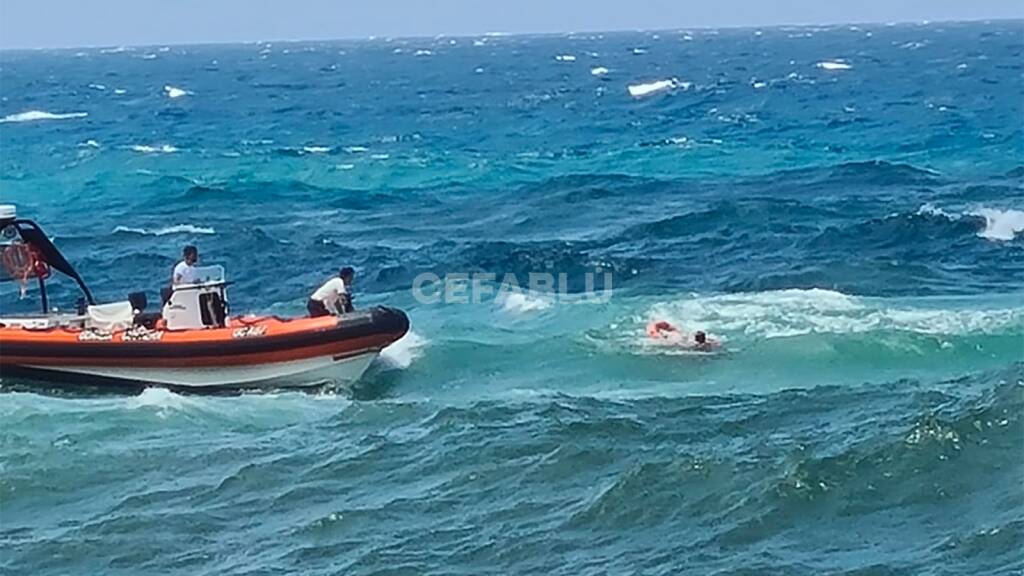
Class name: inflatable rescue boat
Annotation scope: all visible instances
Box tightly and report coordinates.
[0,205,409,389]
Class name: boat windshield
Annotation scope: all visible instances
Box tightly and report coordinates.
[183,264,226,285]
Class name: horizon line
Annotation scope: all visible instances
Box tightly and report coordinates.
[0,16,1018,52]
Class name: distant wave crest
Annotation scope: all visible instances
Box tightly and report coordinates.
[113,224,216,236]
[0,110,88,123]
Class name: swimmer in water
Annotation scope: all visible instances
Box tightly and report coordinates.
[647,320,720,351]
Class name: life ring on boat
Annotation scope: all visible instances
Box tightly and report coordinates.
[646,320,677,339]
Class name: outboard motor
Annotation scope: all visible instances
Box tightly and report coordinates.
[129,291,162,329]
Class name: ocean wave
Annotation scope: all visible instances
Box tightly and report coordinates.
[627,78,687,98]
[971,208,1024,241]
[816,60,852,70]
[379,330,429,370]
[163,85,190,99]
[554,54,577,62]
[126,387,196,416]
[917,203,1024,242]
[131,144,178,154]
[0,110,88,123]
[646,289,1022,339]
[591,66,610,76]
[113,224,216,236]
[498,290,553,314]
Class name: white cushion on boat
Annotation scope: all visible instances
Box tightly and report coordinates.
[87,301,135,331]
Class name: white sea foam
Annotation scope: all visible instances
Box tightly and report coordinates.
[919,203,1024,242]
[414,49,433,56]
[164,85,190,98]
[0,110,88,123]
[379,330,428,369]
[972,208,1024,241]
[302,146,331,154]
[752,80,767,89]
[114,224,215,236]
[555,54,577,62]
[127,387,196,417]
[114,89,127,95]
[499,291,553,314]
[131,144,178,154]
[88,83,107,91]
[648,289,1022,339]
[344,146,369,153]
[627,78,684,98]
[817,60,852,70]
[590,66,610,76]
[79,139,100,148]
[631,48,648,55]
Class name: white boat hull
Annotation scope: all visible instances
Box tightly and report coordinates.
[21,351,381,389]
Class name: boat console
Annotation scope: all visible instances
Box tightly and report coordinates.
[162,265,229,330]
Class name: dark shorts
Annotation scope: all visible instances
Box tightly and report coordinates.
[307,299,331,317]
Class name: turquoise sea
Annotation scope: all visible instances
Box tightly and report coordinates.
[1,20,1023,575]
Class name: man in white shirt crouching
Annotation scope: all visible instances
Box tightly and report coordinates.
[308,266,355,317]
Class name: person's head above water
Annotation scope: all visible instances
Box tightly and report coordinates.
[183,245,198,265]
[694,331,707,344]
[339,266,355,283]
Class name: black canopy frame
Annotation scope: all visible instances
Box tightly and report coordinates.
[2,218,95,313]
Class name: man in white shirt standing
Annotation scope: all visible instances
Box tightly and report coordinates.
[172,245,199,286]
[308,267,355,317]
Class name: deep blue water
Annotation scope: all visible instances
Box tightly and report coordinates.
[1,20,1023,575]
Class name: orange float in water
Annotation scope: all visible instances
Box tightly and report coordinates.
[646,320,678,339]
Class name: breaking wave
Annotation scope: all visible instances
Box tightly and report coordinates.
[0,110,88,123]
[113,224,216,236]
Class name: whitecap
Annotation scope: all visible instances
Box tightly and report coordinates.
[648,289,1022,339]
[113,89,127,95]
[971,208,1024,241]
[591,66,610,76]
[627,78,684,98]
[370,153,390,160]
[88,83,107,91]
[414,49,433,56]
[344,146,369,153]
[130,144,178,154]
[631,48,648,55]
[499,291,552,314]
[79,139,100,148]
[302,146,331,154]
[919,203,1024,242]
[816,60,852,71]
[335,163,355,170]
[752,80,767,89]
[127,387,195,417]
[0,110,88,123]
[141,53,157,60]
[555,54,576,62]
[164,85,190,98]
[379,330,428,369]
[114,224,215,236]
